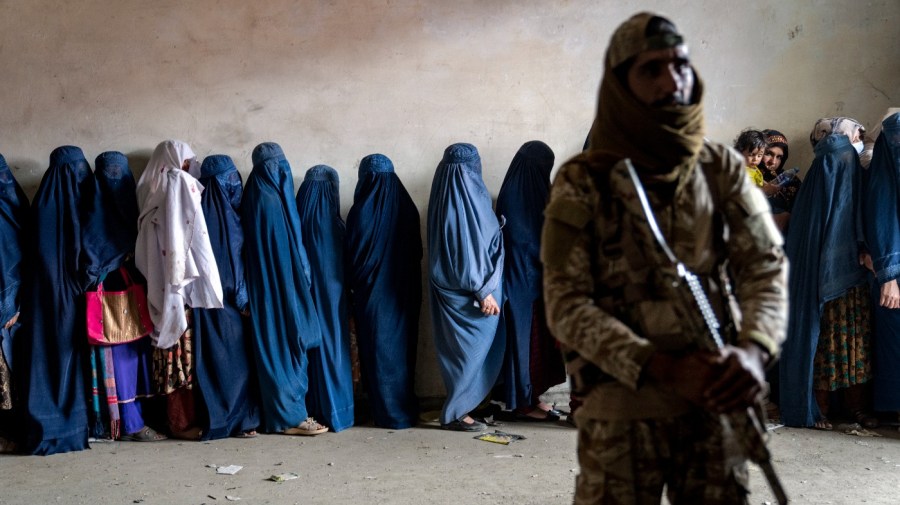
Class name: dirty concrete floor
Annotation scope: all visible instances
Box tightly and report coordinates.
[2,418,900,505]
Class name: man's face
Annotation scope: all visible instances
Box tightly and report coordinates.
[626,44,694,107]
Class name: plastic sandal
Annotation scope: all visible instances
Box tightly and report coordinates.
[283,418,329,436]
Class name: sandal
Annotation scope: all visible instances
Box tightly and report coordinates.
[233,430,258,439]
[441,417,486,432]
[812,418,833,431]
[121,426,168,442]
[852,410,879,429]
[514,407,561,423]
[283,418,328,436]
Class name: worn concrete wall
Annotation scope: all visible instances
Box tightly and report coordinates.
[2,0,898,397]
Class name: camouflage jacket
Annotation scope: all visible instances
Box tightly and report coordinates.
[541,142,788,420]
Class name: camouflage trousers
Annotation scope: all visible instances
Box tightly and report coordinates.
[574,411,749,505]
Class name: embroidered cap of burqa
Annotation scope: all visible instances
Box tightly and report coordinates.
[19,146,105,455]
[779,133,867,427]
[296,165,354,432]
[427,143,505,424]
[345,154,421,429]
[495,141,565,410]
[863,112,900,411]
[241,142,322,433]
[194,155,260,439]
[0,154,29,408]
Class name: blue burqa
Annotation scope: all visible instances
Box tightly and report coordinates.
[427,143,505,425]
[862,112,900,411]
[241,143,322,433]
[19,146,107,455]
[296,165,354,432]
[779,134,867,427]
[194,155,260,439]
[90,151,153,437]
[345,154,421,429]
[0,154,29,417]
[495,141,565,410]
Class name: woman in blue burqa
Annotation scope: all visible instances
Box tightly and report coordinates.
[779,131,872,429]
[345,154,421,429]
[192,154,260,439]
[495,141,566,421]
[86,152,165,442]
[18,146,108,455]
[0,153,28,453]
[241,142,328,436]
[295,165,354,432]
[863,112,900,421]
[427,143,505,432]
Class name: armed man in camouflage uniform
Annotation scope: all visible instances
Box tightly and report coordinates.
[542,13,788,505]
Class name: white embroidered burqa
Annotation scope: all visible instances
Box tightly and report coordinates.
[135,140,223,349]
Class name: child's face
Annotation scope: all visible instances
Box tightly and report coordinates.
[743,147,765,168]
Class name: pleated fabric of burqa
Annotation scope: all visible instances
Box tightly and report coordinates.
[296,165,354,432]
[345,154,421,429]
[427,143,505,425]
[495,141,565,411]
[241,143,322,433]
[0,153,29,444]
[19,146,106,455]
[193,155,260,439]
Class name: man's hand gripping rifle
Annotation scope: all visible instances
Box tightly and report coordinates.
[625,159,789,505]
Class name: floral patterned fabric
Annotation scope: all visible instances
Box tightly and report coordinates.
[813,285,872,391]
[153,308,194,395]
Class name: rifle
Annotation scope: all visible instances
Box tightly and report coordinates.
[625,159,789,505]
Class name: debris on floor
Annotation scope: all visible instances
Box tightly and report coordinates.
[267,473,299,482]
[474,431,526,445]
[216,465,243,475]
[841,424,882,438]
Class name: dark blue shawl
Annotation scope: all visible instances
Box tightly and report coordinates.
[296,165,354,432]
[193,155,259,439]
[241,143,322,432]
[495,141,564,410]
[780,134,867,427]
[20,146,105,455]
[427,143,505,424]
[345,154,421,429]
[0,154,29,376]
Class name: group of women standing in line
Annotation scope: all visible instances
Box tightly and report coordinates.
[0,136,567,454]
[771,112,900,432]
